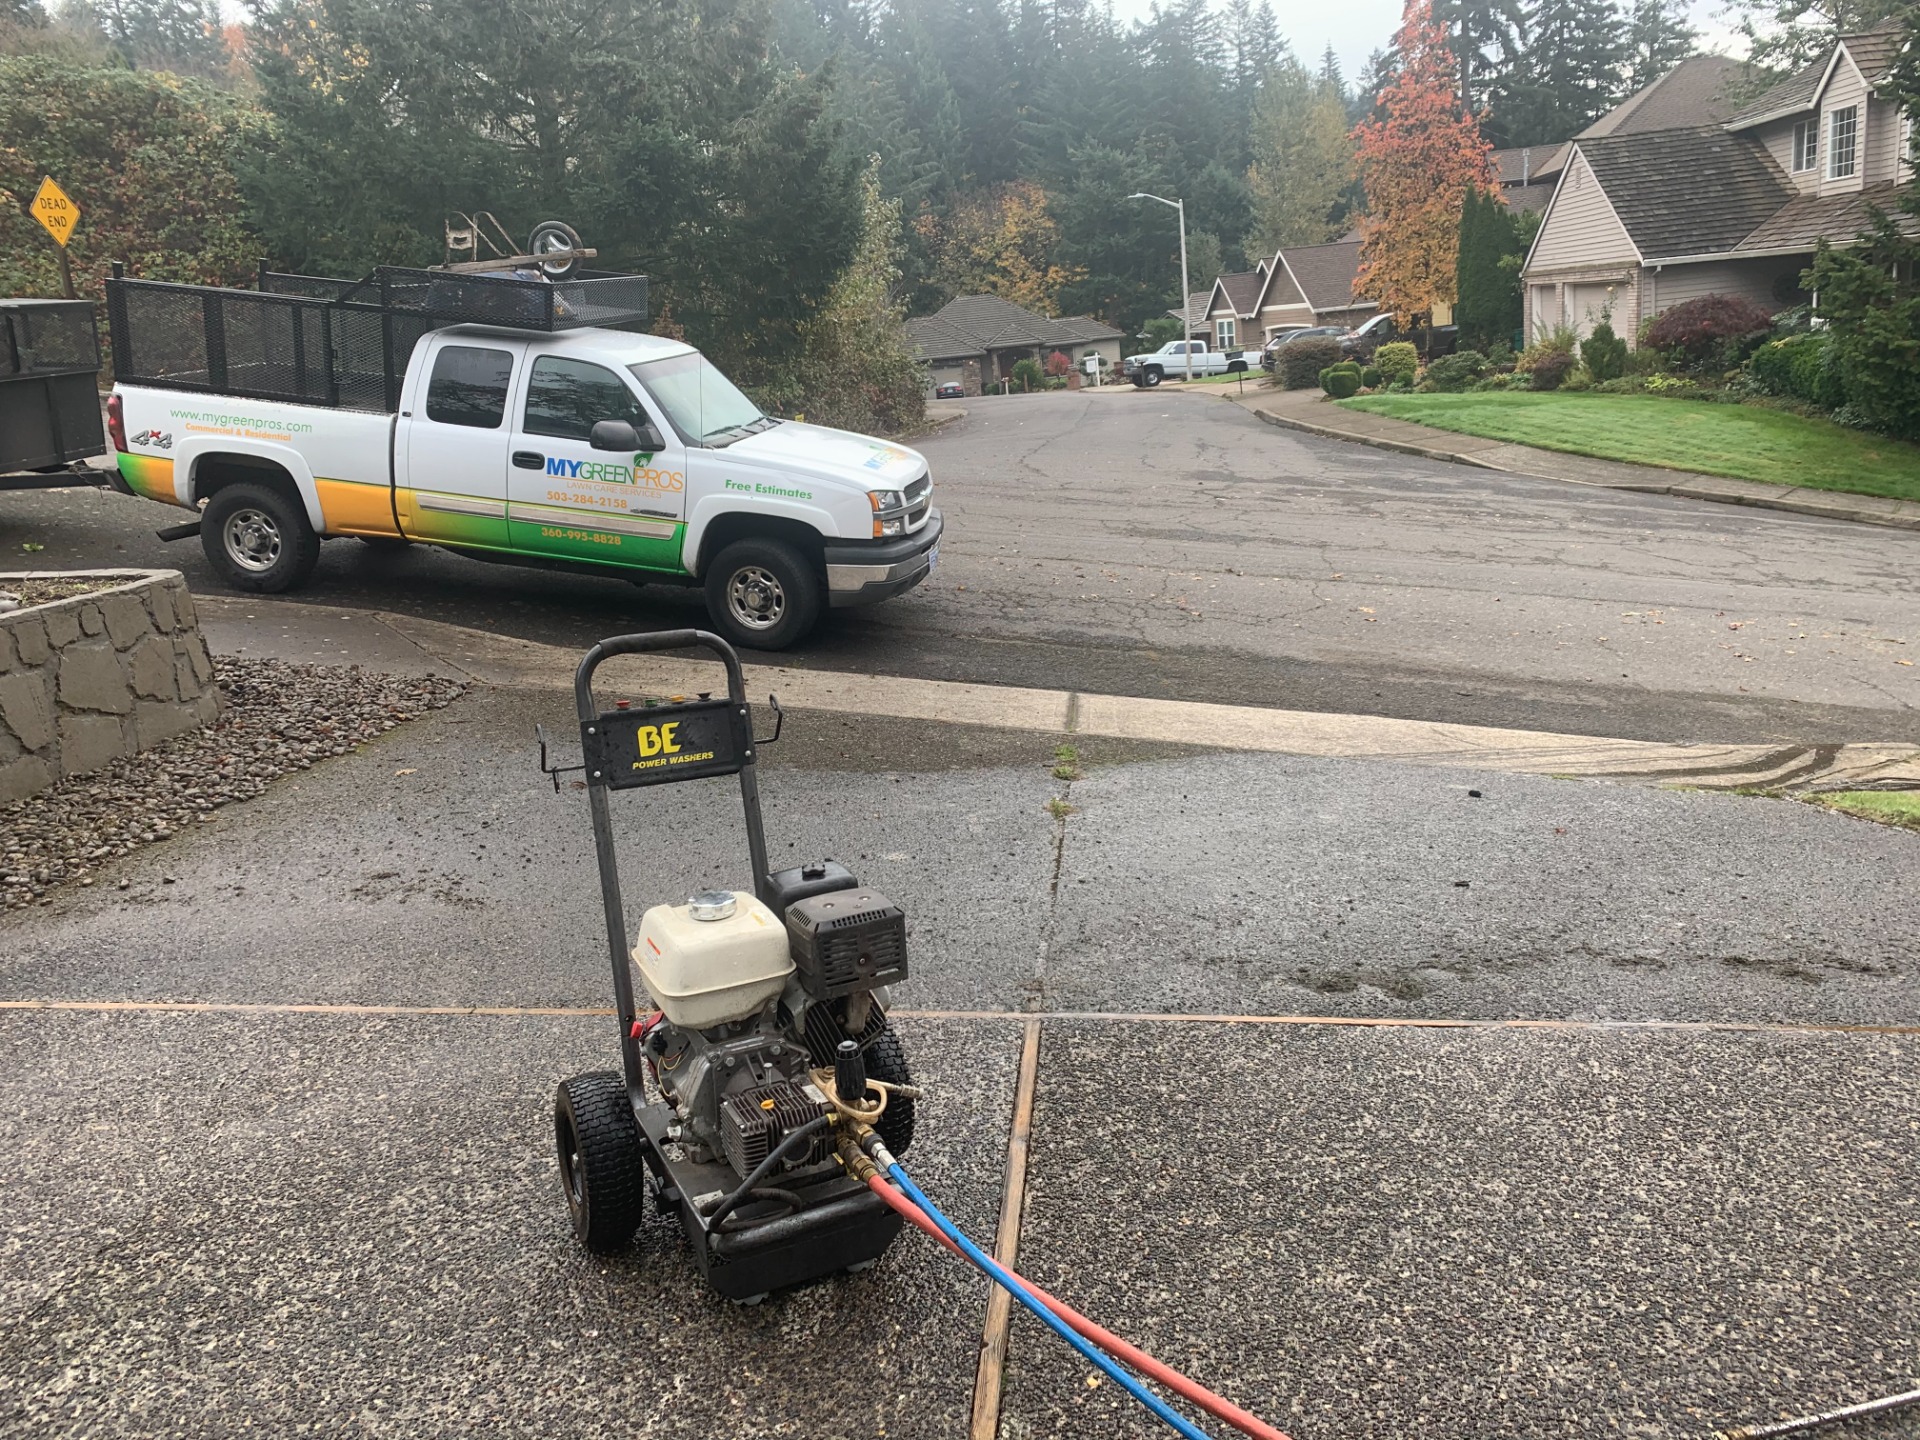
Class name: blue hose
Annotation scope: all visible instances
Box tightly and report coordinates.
[885,1160,1216,1440]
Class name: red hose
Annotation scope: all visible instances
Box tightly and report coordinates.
[864,1174,1292,1440]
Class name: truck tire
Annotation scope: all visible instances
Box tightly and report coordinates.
[1141,367,1163,388]
[201,482,321,594]
[554,1072,646,1254]
[703,537,822,651]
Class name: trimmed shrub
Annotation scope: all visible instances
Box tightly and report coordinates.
[1527,349,1577,391]
[1010,357,1044,392]
[1424,350,1487,392]
[1747,332,1845,408]
[1360,365,1382,387]
[1580,319,1628,382]
[1044,350,1072,378]
[1280,337,1347,389]
[1372,341,1419,386]
[1644,294,1775,366]
[1322,367,1362,398]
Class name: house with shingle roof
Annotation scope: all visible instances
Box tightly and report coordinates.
[905,294,1126,394]
[1191,243,1380,351]
[1521,25,1916,346]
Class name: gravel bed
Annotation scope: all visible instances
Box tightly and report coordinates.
[1,657,465,911]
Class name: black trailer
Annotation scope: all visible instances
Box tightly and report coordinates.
[0,298,109,490]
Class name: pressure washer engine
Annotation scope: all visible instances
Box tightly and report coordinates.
[539,630,918,1301]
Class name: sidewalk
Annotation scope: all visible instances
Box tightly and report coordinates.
[193,595,1920,793]
[1230,385,1920,532]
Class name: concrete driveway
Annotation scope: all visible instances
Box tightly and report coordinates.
[3,683,1916,1439]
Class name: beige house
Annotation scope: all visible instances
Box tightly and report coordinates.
[1200,242,1379,349]
[1521,26,1915,345]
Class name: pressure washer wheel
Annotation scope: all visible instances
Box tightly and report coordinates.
[867,1022,915,1157]
[554,1072,646,1254]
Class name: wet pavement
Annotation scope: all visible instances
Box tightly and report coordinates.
[6,390,1916,745]
[3,684,1917,1437]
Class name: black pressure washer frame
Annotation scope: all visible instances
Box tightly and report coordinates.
[553,630,902,1298]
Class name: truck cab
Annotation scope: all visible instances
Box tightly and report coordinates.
[105,265,940,650]
[1119,339,1250,387]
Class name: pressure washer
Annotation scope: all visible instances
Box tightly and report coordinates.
[539,630,1292,1439]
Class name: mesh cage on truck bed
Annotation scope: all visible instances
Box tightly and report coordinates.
[106,265,648,414]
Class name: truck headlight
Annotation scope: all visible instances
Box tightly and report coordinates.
[869,489,907,538]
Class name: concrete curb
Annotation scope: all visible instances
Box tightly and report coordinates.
[1229,392,1920,532]
[193,596,1920,794]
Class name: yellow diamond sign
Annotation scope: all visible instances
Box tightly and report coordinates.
[30,176,79,248]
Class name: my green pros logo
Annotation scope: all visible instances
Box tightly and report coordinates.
[545,453,685,492]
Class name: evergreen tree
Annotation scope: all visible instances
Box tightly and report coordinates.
[1434,0,1524,112]
[1319,42,1346,98]
[1454,187,1524,347]
[1354,46,1399,121]
[82,0,224,73]
[1488,0,1627,145]
[1248,59,1353,249]
[1622,0,1696,88]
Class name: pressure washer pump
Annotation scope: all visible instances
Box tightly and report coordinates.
[539,630,918,1301]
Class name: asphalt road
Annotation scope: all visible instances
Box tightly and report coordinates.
[5,388,1914,743]
[3,692,1917,1438]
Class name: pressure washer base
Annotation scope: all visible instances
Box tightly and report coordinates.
[543,630,914,1301]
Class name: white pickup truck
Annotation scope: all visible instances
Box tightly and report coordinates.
[103,264,940,650]
[1121,339,1258,387]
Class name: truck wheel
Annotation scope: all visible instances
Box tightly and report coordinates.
[554,1072,646,1254]
[704,538,822,651]
[201,482,320,594]
[1141,367,1163,388]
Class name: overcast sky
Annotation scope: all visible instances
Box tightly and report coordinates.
[1104,0,1743,86]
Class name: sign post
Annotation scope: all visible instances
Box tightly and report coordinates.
[29,176,80,299]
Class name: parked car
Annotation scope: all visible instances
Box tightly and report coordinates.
[1259,326,1347,371]
[1121,339,1254,387]
[1342,313,1459,360]
[934,381,964,399]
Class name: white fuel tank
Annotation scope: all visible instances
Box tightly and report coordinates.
[633,890,793,1029]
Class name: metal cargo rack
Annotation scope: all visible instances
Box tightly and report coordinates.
[0,298,107,476]
[105,263,649,415]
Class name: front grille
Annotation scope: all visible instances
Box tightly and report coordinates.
[905,500,930,529]
[904,472,931,505]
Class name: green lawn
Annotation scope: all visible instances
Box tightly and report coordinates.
[1806,790,1920,832]
[1341,391,1920,502]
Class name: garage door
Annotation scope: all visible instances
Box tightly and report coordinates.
[1565,283,1621,341]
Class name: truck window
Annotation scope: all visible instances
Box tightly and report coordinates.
[425,345,514,429]
[522,356,648,441]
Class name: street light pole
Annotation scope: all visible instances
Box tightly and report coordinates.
[1128,192,1192,383]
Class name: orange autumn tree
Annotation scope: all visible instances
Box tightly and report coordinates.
[1351,0,1496,325]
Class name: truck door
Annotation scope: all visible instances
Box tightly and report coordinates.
[505,354,688,572]
[396,337,524,549]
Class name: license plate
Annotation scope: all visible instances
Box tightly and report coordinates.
[927,543,939,573]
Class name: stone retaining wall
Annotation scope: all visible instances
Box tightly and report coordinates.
[0,570,219,803]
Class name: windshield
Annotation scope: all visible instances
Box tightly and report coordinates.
[629,352,775,446]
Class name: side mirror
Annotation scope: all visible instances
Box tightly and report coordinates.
[590,419,640,451]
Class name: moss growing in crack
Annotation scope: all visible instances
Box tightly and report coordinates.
[1045,797,1078,820]
[1051,743,1082,782]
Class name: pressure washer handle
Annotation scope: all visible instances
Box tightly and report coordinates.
[571,629,747,722]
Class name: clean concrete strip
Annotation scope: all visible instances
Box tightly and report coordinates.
[969,1018,1043,1440]
[195,597,1918,791]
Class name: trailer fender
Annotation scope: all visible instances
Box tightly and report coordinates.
[179,438,327,535]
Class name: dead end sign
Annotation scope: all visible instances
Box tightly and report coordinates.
[31,176,79,247]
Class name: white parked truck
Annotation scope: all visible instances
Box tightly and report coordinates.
[103,263,939,650]
[1120,339,1257,387]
